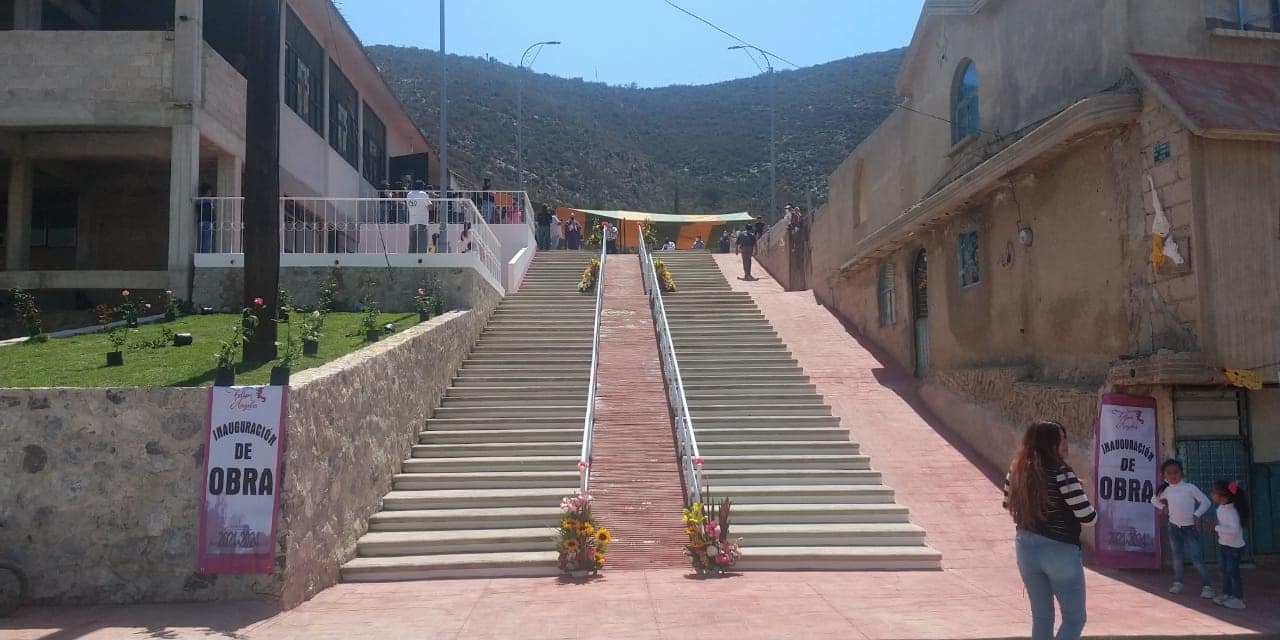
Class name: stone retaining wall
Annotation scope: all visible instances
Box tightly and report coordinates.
[0,306,492,607]
[193,266,492,314]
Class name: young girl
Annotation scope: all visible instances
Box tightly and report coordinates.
[1151,458,1214,598]
[1211,480,1248,609]
[1003,421,1095,640]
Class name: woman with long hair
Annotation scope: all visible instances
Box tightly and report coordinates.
[1002,421,1096,640]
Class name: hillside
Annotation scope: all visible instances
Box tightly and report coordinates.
[367,45,904,216]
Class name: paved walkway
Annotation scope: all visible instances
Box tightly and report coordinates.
[589,255,688,569]
[4,253,1278,639]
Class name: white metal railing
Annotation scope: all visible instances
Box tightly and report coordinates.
[373,190,535,226]
[639,226,702,505]
[193,196,504,285]
[578,237,608,492]
[195,197,244,254]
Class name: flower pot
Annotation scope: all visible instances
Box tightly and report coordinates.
[164,311,177,322]
[106,351,124,367]
[279,310,290,322]
[418,310,429,322]
[213,367,235,387]
[269,366,290,386]
[173,332,193,346]
[364,329,380,342]
[302,338,319,356]
[126,319,138,329]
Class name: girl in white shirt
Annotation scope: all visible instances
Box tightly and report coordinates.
[1210,480,1248,609]
[1151,458,1215,598]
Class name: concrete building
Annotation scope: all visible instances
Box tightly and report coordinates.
[0,0,442,302]
[807,0,1280,555]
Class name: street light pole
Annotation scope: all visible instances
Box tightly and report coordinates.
[729,45,776,223]
[437,0,448,252]
[517,40,561,196]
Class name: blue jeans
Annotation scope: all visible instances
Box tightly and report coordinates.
[1168,524,1211,586]
[1219,545,1243,599]
[1015,530,1086,640]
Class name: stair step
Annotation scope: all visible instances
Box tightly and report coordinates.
[729,502,912,524]
[701,454,870,470]
[356,527,557,556]
[709,484,894,504]
[393,470,580,490]
[401,456,577,473]
[412,442,579,458]
[341,551,561,581]
[381,487,568,509]
[732,546,942,571]
[419,429,581,444]
[733,523,927,547]
[702,469,881,485]
[696,427,850,442]
[433,405,587,418]
[697,440,858,455]
[368,506,562,531]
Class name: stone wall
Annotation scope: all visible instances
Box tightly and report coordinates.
[0,309,489,606]
[193,266,497,315]
[754,220,790,289]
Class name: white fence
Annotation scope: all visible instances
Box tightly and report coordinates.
[195,195,505,286]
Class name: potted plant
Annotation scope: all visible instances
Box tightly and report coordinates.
[358,281,381,342]
[413,288,434,322]
[9,288,46,342]
[106,328,127,366]
[299,310,323,355]
[213,301,260,386]
[271,304,298,386]
[577,259,601,293]
[682,493,742,576]
[277,288,293,322]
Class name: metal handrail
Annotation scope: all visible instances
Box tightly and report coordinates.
[578,234,608,492]
[638,230,702,505]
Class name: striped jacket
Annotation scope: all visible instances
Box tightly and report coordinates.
[1003,465,1097,546]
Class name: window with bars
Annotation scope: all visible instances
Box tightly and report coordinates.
[958,230,980,288]
[329,61,359,168]
[878,260,897,327]
[362,103,387,185]
[285,8,323,134]
[952,60,979,143]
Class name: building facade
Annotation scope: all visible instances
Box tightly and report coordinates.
[0,0,440,302]
[809,0,1280,555]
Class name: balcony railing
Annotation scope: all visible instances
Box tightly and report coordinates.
[195,195,505,286]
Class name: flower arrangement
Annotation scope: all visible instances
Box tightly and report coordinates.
[359,292,381,339]
[556,491,610,575]
[653,259,678,292]
[413,287,435,320]
[682,497,741,575]
[300,310,324,342]
[317,267,341,313]
[215,298,262,371]
[9,287,45,340]
[577,258,601,293]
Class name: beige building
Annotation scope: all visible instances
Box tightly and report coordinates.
[808,0,1279,554]
[0,0,440,301]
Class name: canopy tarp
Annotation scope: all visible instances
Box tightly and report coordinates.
[567,209,755,224]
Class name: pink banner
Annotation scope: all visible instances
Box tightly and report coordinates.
[197,385,286,574]
[1093,393,1162,569]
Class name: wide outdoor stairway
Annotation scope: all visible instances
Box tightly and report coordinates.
[341,252,595,581]
[653,251,942,570]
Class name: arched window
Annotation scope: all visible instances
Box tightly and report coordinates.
[878,260,896,327]
[952,60,980,143]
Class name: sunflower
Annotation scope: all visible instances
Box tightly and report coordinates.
[564,518,580,530]
[595,528,611,545]
[563,538,580,553]
[594,552,606,566]
[684,525,699,536]
[578,522,595,536]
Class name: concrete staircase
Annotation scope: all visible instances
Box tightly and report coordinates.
[341,252,595,581]
[653,251,942,570]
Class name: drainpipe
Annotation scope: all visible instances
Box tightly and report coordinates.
[1238,0,1247,29]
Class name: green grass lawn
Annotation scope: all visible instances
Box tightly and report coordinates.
[0,312,420,388]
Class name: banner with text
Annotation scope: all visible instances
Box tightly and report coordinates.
[1093,393,1161,569]
[198,385,286,574]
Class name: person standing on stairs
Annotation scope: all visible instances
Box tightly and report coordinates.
[1003,421,1095,640]
[565,214,582,250]
[604,221,619,254]
[735,224,757,280]
[549,209,563,250]
[536,204,553,250]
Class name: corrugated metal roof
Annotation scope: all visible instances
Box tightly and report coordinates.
[1131,53,1280,140]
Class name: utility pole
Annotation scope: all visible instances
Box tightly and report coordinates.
[242,0,282,362]
[729,45,777,223]
[437,0,449,253]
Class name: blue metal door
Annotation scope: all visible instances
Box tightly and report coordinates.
[1174,388,1252,562]
[911,249,929,378]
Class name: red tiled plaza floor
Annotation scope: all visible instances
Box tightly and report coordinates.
[4,253,1278,639]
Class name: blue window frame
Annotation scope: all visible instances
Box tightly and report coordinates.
[878,260,896,327]
[958,230,980,288]
[952,60,979,143]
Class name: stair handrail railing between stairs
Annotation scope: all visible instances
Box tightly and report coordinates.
[638,230,703,506]
[579,234,608,492]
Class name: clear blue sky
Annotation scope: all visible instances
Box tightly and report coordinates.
[338,1,925,88]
